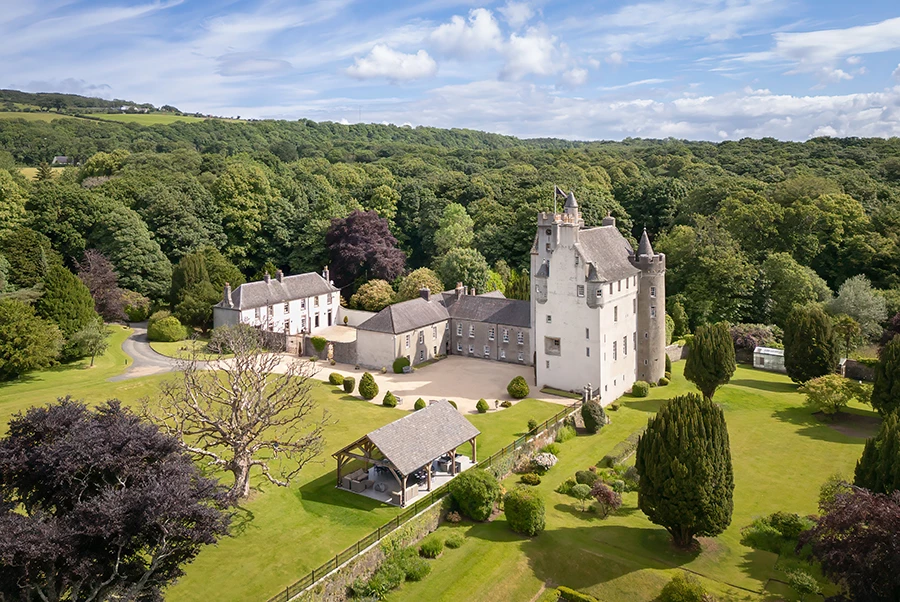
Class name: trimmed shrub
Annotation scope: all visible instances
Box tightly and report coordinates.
[359,372,378,400]
[507,375,530,399]
[419,537,444,559]
[575,470,600,486]
[447,400,458,409]
[392,356,410,374]
[500,400,513,408]
[521,473,541,486]
[147,316,187,342]
[786,569,820,601]
[541,443,561,455]
[531,453,558,474]
[632,381,650,397]
[665,353,672,373]
[382,391,398,407]
[598,428,645,467]
[403,556,431,582]
[659,573,708,602]
[556,425,576,443]
[476,398,489,413]
[527,418,539,432]
[591,482,623,518]
[571,483,593,511]
[310,336,327,353]
[122,290,150,322]
[445,531,464,549]
[147,310,171,328]
[556,478,576,495]
[608,402,620,411]
[504,487,545,536]
[342,376,355,394]
[658,377,670,386]
[665,371,672,380]
[449,469,500,521]
[556,586,599,602]
[581,400,606,434]
[414,398,426,410]
[328,372,343,386]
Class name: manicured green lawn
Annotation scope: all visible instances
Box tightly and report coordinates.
[387,364,873,602]
[0,330,563,602]
[149,337,230,361]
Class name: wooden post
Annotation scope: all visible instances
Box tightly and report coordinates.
[470,437,477,463]
[426,463,432,491]
[450,449,457,476]
[336,454,346,487]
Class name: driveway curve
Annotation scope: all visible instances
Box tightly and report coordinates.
[109,323,180,382]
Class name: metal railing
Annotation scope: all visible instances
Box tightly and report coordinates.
[265,399,582,602]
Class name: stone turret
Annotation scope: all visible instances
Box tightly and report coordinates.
[630,228,666,383]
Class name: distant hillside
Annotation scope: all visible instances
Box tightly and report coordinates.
[0,89,158,111]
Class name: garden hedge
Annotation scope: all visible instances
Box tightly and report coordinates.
[632,381,650,397]
[414,398,426,410]
[581,400,606,433]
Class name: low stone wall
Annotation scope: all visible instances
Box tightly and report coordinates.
[841,359,876,382]
[340,308,376,327]
[296,499,446,602]
[303,336,356,364]
[665,343,687,362]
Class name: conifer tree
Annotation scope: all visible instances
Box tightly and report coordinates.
[635,393,734,548]
[684,322,735,400]
[855,411,900,494]
[35,161,54,181]
[872,335,900,416]
[35,265,98,361]
[670,299,689,337]
[784,305,839,383]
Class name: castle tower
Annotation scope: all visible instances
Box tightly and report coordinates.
[631,229,666,383]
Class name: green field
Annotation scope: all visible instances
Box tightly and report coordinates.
[0,330,562,602]
[19,166,65,179]
[386,364,873,602]
[91,113,212,125]
[0,111,75,122]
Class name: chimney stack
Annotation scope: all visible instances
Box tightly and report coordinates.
[601,212,616,227]
[419,287,431,302]
[276,269,284,282]
[264,272,271,284]
[323,265,331,284]
[455,282,464,299]
[224,283,233,308]
[469,287,476,296]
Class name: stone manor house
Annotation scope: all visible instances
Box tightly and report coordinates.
[213,190,666,398]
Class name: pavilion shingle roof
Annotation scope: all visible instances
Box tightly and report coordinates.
[364,400,480,476]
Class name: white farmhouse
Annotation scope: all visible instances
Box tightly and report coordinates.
[531,191,666,403]
[213,268,340,336]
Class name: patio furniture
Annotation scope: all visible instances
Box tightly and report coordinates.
[374,481,387,493]
[342,468,368,490]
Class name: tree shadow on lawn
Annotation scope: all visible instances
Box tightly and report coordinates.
[295,470,389,513]
[0,360,87,390]
[729,379,798,395]
[553,503,641,521]
[620,398,666,414]
[771,406,878,444]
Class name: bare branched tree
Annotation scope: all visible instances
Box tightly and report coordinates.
[143,324,328,503]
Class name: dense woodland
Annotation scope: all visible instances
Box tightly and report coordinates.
[2,110,900,371]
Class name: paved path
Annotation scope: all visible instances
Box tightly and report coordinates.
[109,323,180,381]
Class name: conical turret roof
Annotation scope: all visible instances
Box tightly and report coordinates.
[564,192,578,209]
[637,228,654,256]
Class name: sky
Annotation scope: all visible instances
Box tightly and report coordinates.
[2,0,900,141]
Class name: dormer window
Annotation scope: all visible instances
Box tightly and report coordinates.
[576,285,585,297]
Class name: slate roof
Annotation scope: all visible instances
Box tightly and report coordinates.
[754,346,784,356]
[217,273,338,310]
[357,297,450,334]
[478,290,507,299]
[363,400,480,476]
[448,295,530,328]
[637,228,654,256]
[577,226,641,283]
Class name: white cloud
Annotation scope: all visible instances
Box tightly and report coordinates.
[346,45,437,81]
[846,56,862,65]
[600,78,668,91]
[814,67,853,84]
[498,2,534,29]
[771,17,900,65]
[430,9,502,57]
[894,64,900,80]
[501,28,563,80]
[812,125,838,137]
[606,52,624,65]
[562,67,588,86]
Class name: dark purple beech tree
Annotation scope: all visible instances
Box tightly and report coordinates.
[801,487,900,601]
[325,209,406,295]
[0,398,230,602]
[76,249,125,321]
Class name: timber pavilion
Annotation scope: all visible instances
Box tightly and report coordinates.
[333,400,479,507]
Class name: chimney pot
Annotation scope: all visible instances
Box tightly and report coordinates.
[601,213,616,227]
[224,282,233,308]
[419,287,431,302]
[469,287,475,296]
[276,269,284,282]
[264,272,271,284]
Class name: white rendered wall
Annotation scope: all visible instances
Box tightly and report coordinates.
[596,276,639,404]
[236,291,340,335]
[355,330,397,370]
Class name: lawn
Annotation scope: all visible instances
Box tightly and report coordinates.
[149,337,230,361]
[387,363,874,602]
[0,329,564,602]
[91,113,213,125]
[0,111,76,122]
[19,166,65,180]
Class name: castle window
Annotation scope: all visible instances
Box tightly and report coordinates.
[633,299,636,313]
[575,255,579,266]
[500,349,506,359]
[623,336,628,356]
[644,359,649,365]
[518,353,524,362]
[267,305,273,317]
[484,345,490,357]
[546,360,550,369]
[434,346,437,355]
[535,285,542,294]
[432,325,437,338]
[633,332,636,347]
[650,286,657,298]
[614,306,618,322]
[314,297,319,307]
[626,278,629,289]
[457,342,462,352]
[609,283,613,294]
[546,228,551,235]
[596,289,602,297]
[315,314,319,328]
[405,334,410,348]
[283,302,290,313]
[457,324,462,336]
[586,347,590,357]
[469,325,475,337]
[517,331,524,345]
[545,243,551,251]
[645,332,649,338]
[618,280,622,292]
[545,337,561,356]
[576,285,585,297]
[420,350,424,360]
[503,329,509,343]
[327,294,333,305]
[489,327,495,340]
[546,315,552,324]
[585,328,590,339]
[650,306,657,318]
[468,345,474,354]
[419,331,424,343]
[613,341,617,360]
[300,299,306,310]
[254,308,261,319]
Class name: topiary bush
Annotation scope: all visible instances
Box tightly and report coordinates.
[503,487,545,536]
[631,381,650,397]
[581,400,606,434]
[147,310,171,328]
[444,531,464,549]
[310,336,327,354]
[507,375,530,399]
[414,398,426,410]
[147,316,187,342]
[476,398,489,413]
[342,376,355,394]
[575,470,600,486]
[448,469,500,522]
[556,478,577,495]
[527,418,538,432]
[659,573,708,602]
[520,473,541,485]
[392,356,410,374]
[500,400,513,408]
[382,391,398,407]
[359,372,378,400]
[419,536,444,559]
[556,425,576,443]
[328,372,344,386]
[658,377,670,386]
[665,371,672,380]
[665,353,672,373]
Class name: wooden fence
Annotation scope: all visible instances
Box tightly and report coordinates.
[265,399,582,602]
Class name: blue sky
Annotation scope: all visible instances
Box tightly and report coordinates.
[2,0,900,140]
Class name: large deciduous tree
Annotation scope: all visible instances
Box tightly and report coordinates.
[0,299,62,380]
[396,267,445,301]
[828,275,887,341]
[0,226,63,289]
[636,393,734,548]
[758,252,831,327]
[433,202,474,256]
[349,279,395,312]
[801,488,900,602]
[684,322,736,400]
[434,247,491,293]
[0,398,230,602]
[35,264,99,362]
[855,411,900,494]
[146,325,328,502]
[325,210,406,295]
[872,335,900,417]
[784,305,839,383]
[76,249,125,321]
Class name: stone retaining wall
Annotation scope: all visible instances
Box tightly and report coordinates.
[665,343,687,362]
